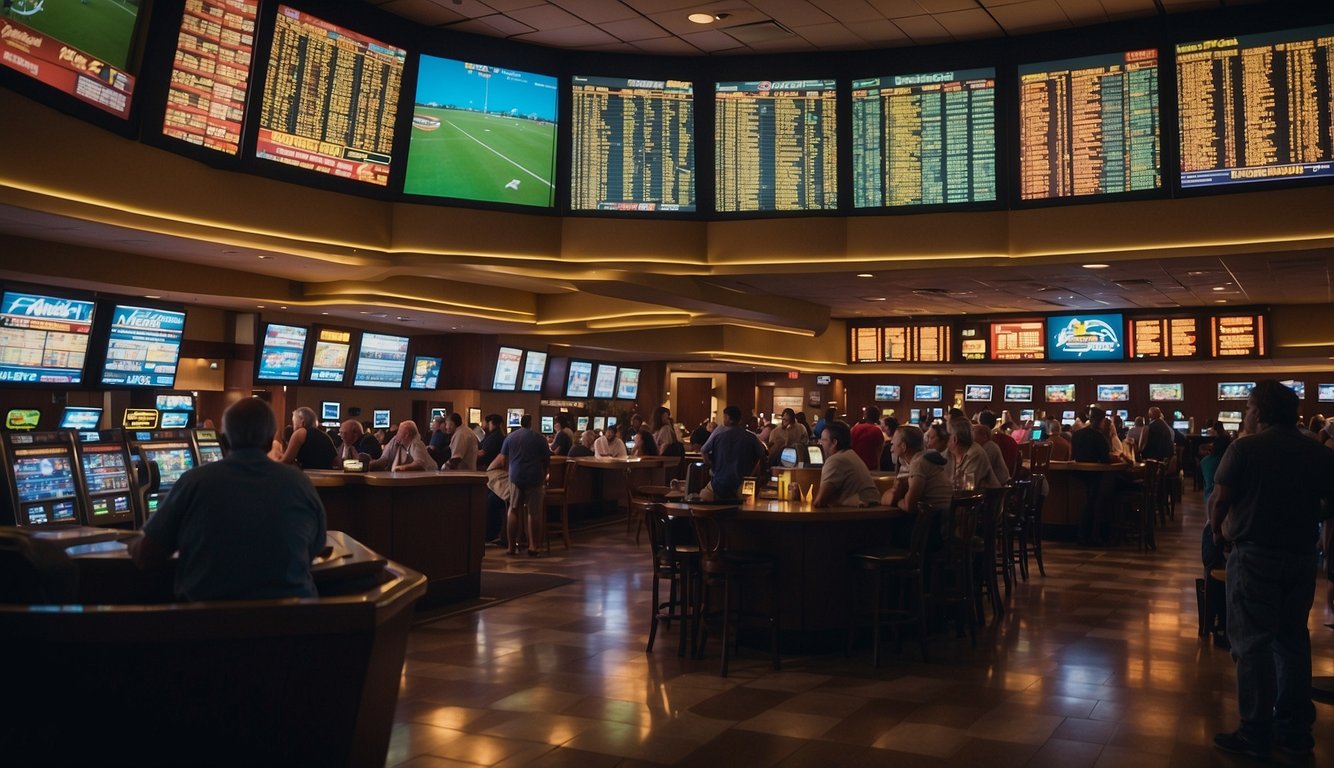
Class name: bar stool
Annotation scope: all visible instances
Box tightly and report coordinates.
[976,485,1010,625]
[847,501,937,666]
[644,503,700,657]
[999,478,1030,586]
[1025,441,1052,576]
[543,457,575,552]
[689,504,780,677]
[926,491,985,647]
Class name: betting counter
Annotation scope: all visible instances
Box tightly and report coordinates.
[1040,461,1143,537]
[567,456,677,521]
[306,470,488,607]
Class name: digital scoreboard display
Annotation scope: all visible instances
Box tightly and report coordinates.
[0,290,95,385]
[100,305,186,388]
[352,332,408,388]
[990,320,1045,361]
[851,68,997,207]
[162,0,259,155]
[256,322,307,382]
[404,56,558,207]
[1177,26,1334,189]
[1019,49,1160,199]
[571,75,694,212]
[850,327,880,363]
[715,79,838,212]
[1128,316,1200,359]
[1211,312,1266,358]
[256,6,405,186]
[593,364,617,399]
[0,3,140,119]
[882,324,953,363]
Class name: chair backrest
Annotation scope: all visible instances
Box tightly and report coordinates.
[908,501,939,561]
[687,506,726,563]
[944,491,985,545]
[1140,459,1163,501]
[645,502,669,553]
[1029,441,1053,475]
[546,456,570,491]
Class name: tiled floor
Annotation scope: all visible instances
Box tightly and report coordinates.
[387,491,1334,767]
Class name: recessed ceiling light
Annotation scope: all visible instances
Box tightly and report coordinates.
[280,306,287,310]
[857,273,873,278]
[873,297,886,301]
[1212,286,1227,291]
[1082,263,1109,269]
[687,12,715,23]
[257,255,272,260]
[256,305,265,309]
[1214,299,1227,303]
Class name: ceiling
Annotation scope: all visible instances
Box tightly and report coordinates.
[366,0,1262,55]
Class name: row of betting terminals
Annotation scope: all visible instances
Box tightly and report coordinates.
[0,408,225,530]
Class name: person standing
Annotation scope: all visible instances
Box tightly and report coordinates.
[490,417,550,557]
[1209,380,1334,759]
[1139,406,1174,461]
[550,413,576,456]
[1070,407,1126,546]
[444,413,479,470]
[700,405,766,502]
[279,406,335,470]
[849,406,885,471]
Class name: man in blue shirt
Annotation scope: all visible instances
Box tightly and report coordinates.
[700,405,766,502]
[490,415,550,556]
[131,397,327,601]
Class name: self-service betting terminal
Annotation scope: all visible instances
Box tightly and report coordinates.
[126,428,199,520]
[1,429,82,528]
[192,428,225,465]
[70,429,139,528]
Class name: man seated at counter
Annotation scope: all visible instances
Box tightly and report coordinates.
[766,408,806,465]
[880,425,952,514]
[700,405,766,502]
[279,406,336,470]
[369,421,436,472]
[946,418,1000,490]
[443,413,479,470]
[1044,419,1073,460]
[1139,406,1175,461]
[972,423,1011,486]
[594,426,628,458]
[813,420,881,507]
[130,398,327,601]
[980,410,1020,477]
[569,429,596,458]
[335,419,382,465]
[428,415,450,457]
[550,413,576,456]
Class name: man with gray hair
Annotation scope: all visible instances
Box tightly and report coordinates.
[370,420,436,472]
[947,418,999,490]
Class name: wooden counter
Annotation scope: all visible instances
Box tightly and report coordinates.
[1041,461,1141,537]
[566,457,676,520]
[307,470,487,607]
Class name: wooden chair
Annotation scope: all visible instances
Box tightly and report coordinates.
[976,484,1010,625]
[847,501,937,666]
[925,491,985,647]
[543,457,574,552]
[644,503,700,657]
[1116,459,1161,551]
[689,505,780,677]
[1025,442,1052,577]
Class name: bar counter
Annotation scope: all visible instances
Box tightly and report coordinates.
[307,469,487,607]
[1041,460,1142,537]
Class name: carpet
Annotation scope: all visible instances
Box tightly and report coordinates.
[414,571,574,625]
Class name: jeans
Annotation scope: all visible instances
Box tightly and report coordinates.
[1226,543,1317,743]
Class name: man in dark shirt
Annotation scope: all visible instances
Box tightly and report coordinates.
[1210,380,1334,759]
[700,405,766,502]
[477,414,507,542]
[1139,407,1175,461]
[491,416,550,556]
[1070,407,1123,546]
[131,398,327,601]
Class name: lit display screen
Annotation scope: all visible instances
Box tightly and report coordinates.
[352,332,408,388]
[1149,383,1184,401]
[409,355,441,390]
[914,384,942,401]
[256,323,307,382]
[162,0,259,154]
[142,442,196,494]
[0,290,95,385]
[1128,316,1199,359]
[715,79,837,212]
[79,443,132,495]
[1218,381,1255,400]
[1211,313,1266,358]
[593,364,617,399]
[874,385,900,401]
[1046,313,1125,361]
[493,346,521,391]
[566,360,592,398]
[964,384,993,401]
[59,407,102,430]
[1004,384,1033,402]
[1045,384,1076,402]
[0,3,141,118]
[309,328,351,383]
[101,305,186,388]
[1097,383,1130,401]
[521,351,546,392]
[990,320,1045,361]
[615,367,639,400]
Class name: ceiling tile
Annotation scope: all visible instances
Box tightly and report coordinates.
[574,41,645,52]
[631,35,712,54]
[476,0,548,10]
[891,13,952,43]
[987,0,1073,34]
[506,3,586,27]
[805,0,885,23]
[746,0,837,27]
[848,18,913,45]
[866,0,927,15]
[914,0,979,11]
[599,16,672,41]
[414,0,496,20]
[1055,0,1108,24]
[792,22,874,48]
[934,8,1004,38]
[1097,0,1157,15]
[548,0,643,23]
[679,28,751,52]
[471,13,539,35]
[512,24,621,46]
[741,35,818,52]
[378,0,469,25]
[623,0,714,13]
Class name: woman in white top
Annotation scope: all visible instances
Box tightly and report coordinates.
[593,427,628,458]
[652,407,682,456]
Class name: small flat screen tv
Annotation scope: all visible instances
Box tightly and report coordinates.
[914,384,942,401]
[1020,408,1036,422]
[1319,384,1334,402]
[1004,384,1033,402]
[1097,383,1130,402]
[908,408,921,424]
[506,408,524,429]
[965,384,993,402]
[931,408,944,419]
[430,407,448,422]
[521,351,547,393]
[1062,410,1076,421]
[1047,313,1125,362]
[1149,383,1184,401]
[779,447,799,468]
[321,402,340,421]
[59,406,103,431]
[493,346,522,391]
[159,412,191,429]
[0,289,96,385]
[804,445,824,466]
[540,416,554,434]
[308,328,352,383]
[156,395,194,413]
[408,356,442,390]
[256,323,307,382]
[372,410,391,429]
[874,385,900,402]
[565,360,592,398]
[615,367,640,400]
[100,305,186,388]
[1172,420,1191,432]
[607,416,618,427]
[352,333,409,389]
[1279,379,1305,398]
[1028,425,1046,441]
[593,364,618,399]
[1045,384,1076,403]
[592,416,605,431]
[1218,382,1255,400]
[577,416,589,431]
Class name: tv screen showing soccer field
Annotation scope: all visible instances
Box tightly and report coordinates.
[1177,25,1334,189]
[162,0,260,155]
[570,75,694,212]
[851,68,996,207]
[404,55,558,207]
[715,79,837,212]
[255,6,405,186]
[0,0,143,118]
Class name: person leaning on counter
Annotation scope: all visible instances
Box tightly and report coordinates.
[813,420,880,508]
[130,397,327,601]
[369,420,436,471]
[280,406,336,470]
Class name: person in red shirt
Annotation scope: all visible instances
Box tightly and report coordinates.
[849,405,885,471]
[980,410,1019,476]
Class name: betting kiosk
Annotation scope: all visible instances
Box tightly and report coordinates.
[1,410,82,528]
[70,429,139,529]
[125,423,199,520]
[192,428,226,465]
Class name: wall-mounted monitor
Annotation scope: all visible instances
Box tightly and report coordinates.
[1318,384,1334,402]
[161,0,260,155]
[540,415,554,434]
[59,406,103,431]
[492,346,522,391]
[408,356,442,390]
[159,411,191,429]
[1211,313,1267,358]
[372,409,391,430]
[1113,409,1129,422]
[1149,383,1184,401]
[592,364,618,399]
[1045,384,1076,403]
[715,79,837,212]
[958,321,988,361]
[565,360,592,398]
[1096,383,1130,402]
[1062,410,1076,421]
[1218,382,1255,400]
[255,6,405,186]
[874,385,900,402]
[1172,420,1191,432]
[353,333,409,388]
[908,408,921,424]
[592,416,606,431]
[156,395,194,413]
[1177,25,1334,190]
[1018,49,1160,200]
[321,402,340,421]
[1128,316,1200,359]
[570,75,694,212]
[1279,379,1305,398]
[1047,313,1125,361]
[404,55,558,207]
[100,305,186,388]
[521,350,547,393]
[576,416,589,431]
[1004,384,1033,402]
[0,289,96,385]
[308,328,352,383]
[1020,408,1036,422]
[256,323,308,382]
[964,384,993,402]
[990,320,1045,361]
[931,408,944,419]
[615,367,640,400]
[0,2,143,119]
[851,68,997,208]
[914,384,942,401]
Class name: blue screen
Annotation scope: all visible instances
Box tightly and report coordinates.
[874,385,900,401]
[409,356,441,390]
[1047,314,1125,361]
[914,385,942,401]
[0,290,96,385]
[257,323,308,382]
[353,333,409,388]
[101,305,186,388]
[59,407,102,430]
